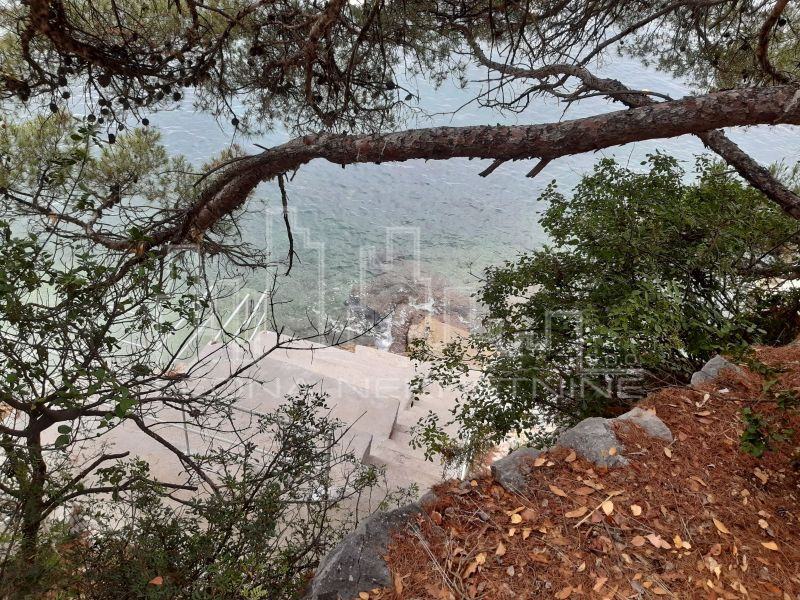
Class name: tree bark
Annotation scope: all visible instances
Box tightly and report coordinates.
[184,84,800,240]
[458,39,800,225]
[20,430,46,559]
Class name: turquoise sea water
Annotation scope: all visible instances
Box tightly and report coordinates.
[145,56,800,334]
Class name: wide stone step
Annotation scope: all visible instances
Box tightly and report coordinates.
[366,439,443,490]
[354,344,415,368]
[394,398,459,434]
[195,348,400,443]
[246,333,415,401]
[251,331,415,374]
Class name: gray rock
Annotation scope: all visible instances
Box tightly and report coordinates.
[556,417,628,468]
[557,408,673,468]
[491,447,543,493]
[307,503,420,600]
[615,407,673,442]
[690,354,743,387]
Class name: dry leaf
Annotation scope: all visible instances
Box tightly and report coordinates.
[761,541,779,551]
[475,552,487,565]
[555,585,573,599]
[522,528,532,540]
[593,576,608,592]
[565,506,588,519]
[673,534,691,550]
[631,535,646,547]
[393,572,404,595]
[652,587,668,596]
[574,486,595,496]
[549,484,568,497]
[630,504,643,517]
[510,513,523,524]
[529,551,550,564]
[359,593,369,600]
[148,576,163,586]
[646,534,671,550]
[713,518,731,535]
[581,478,605,491]
[463,560,479,578]
[521,508,537,522]
[601,500,614,516]
[496,541,507,556]
[533,456,547,467]
[663,447,673,458]
[689,475,708,488]
[565,450,577,463]
[608,447,618,456]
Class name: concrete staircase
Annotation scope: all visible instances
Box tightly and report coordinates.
[184,332,461,492]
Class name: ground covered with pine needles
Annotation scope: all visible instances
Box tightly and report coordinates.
[372,344,800,599]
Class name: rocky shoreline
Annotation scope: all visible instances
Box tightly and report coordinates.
[345,261,475,354]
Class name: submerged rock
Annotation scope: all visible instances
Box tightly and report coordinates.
[346,260,474,353]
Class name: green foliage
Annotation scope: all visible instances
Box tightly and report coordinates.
[0,117,399,599]
[2,388,408,600]
[410,155,800,460]
[740,407,794,458]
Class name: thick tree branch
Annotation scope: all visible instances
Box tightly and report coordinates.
[462,35,800,219]
[183,84,800,239]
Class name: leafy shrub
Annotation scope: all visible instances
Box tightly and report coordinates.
[410,155,800,460]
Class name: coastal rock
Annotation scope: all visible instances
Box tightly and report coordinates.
[346,260,473,354]
[407,313,470,353]
[557,408,673,468]
[491,408,674,491]
[306,504,420,600]
[556,417,627,468]
[690,354,743,387]
[491,447,543,493]
[615,407,673,442]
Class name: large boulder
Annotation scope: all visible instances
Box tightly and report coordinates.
[492,407,673,492]
[306,503,420,600]
[690,354,743,387]
[556,416,627,468]
[491,447,543,494]
[557,407,673,468]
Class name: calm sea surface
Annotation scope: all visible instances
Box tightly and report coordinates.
[146,57,800,334]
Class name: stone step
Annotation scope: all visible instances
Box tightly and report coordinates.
[246,333,415,402]
[354,343,415,369]
[251,331,414,374]
[389,428,414,446]
[366,438,443,491]
[176,334,464,493]
[195,348,402,442]
[394,399,458,433]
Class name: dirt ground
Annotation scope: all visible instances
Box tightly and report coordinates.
[369,344,800,599]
